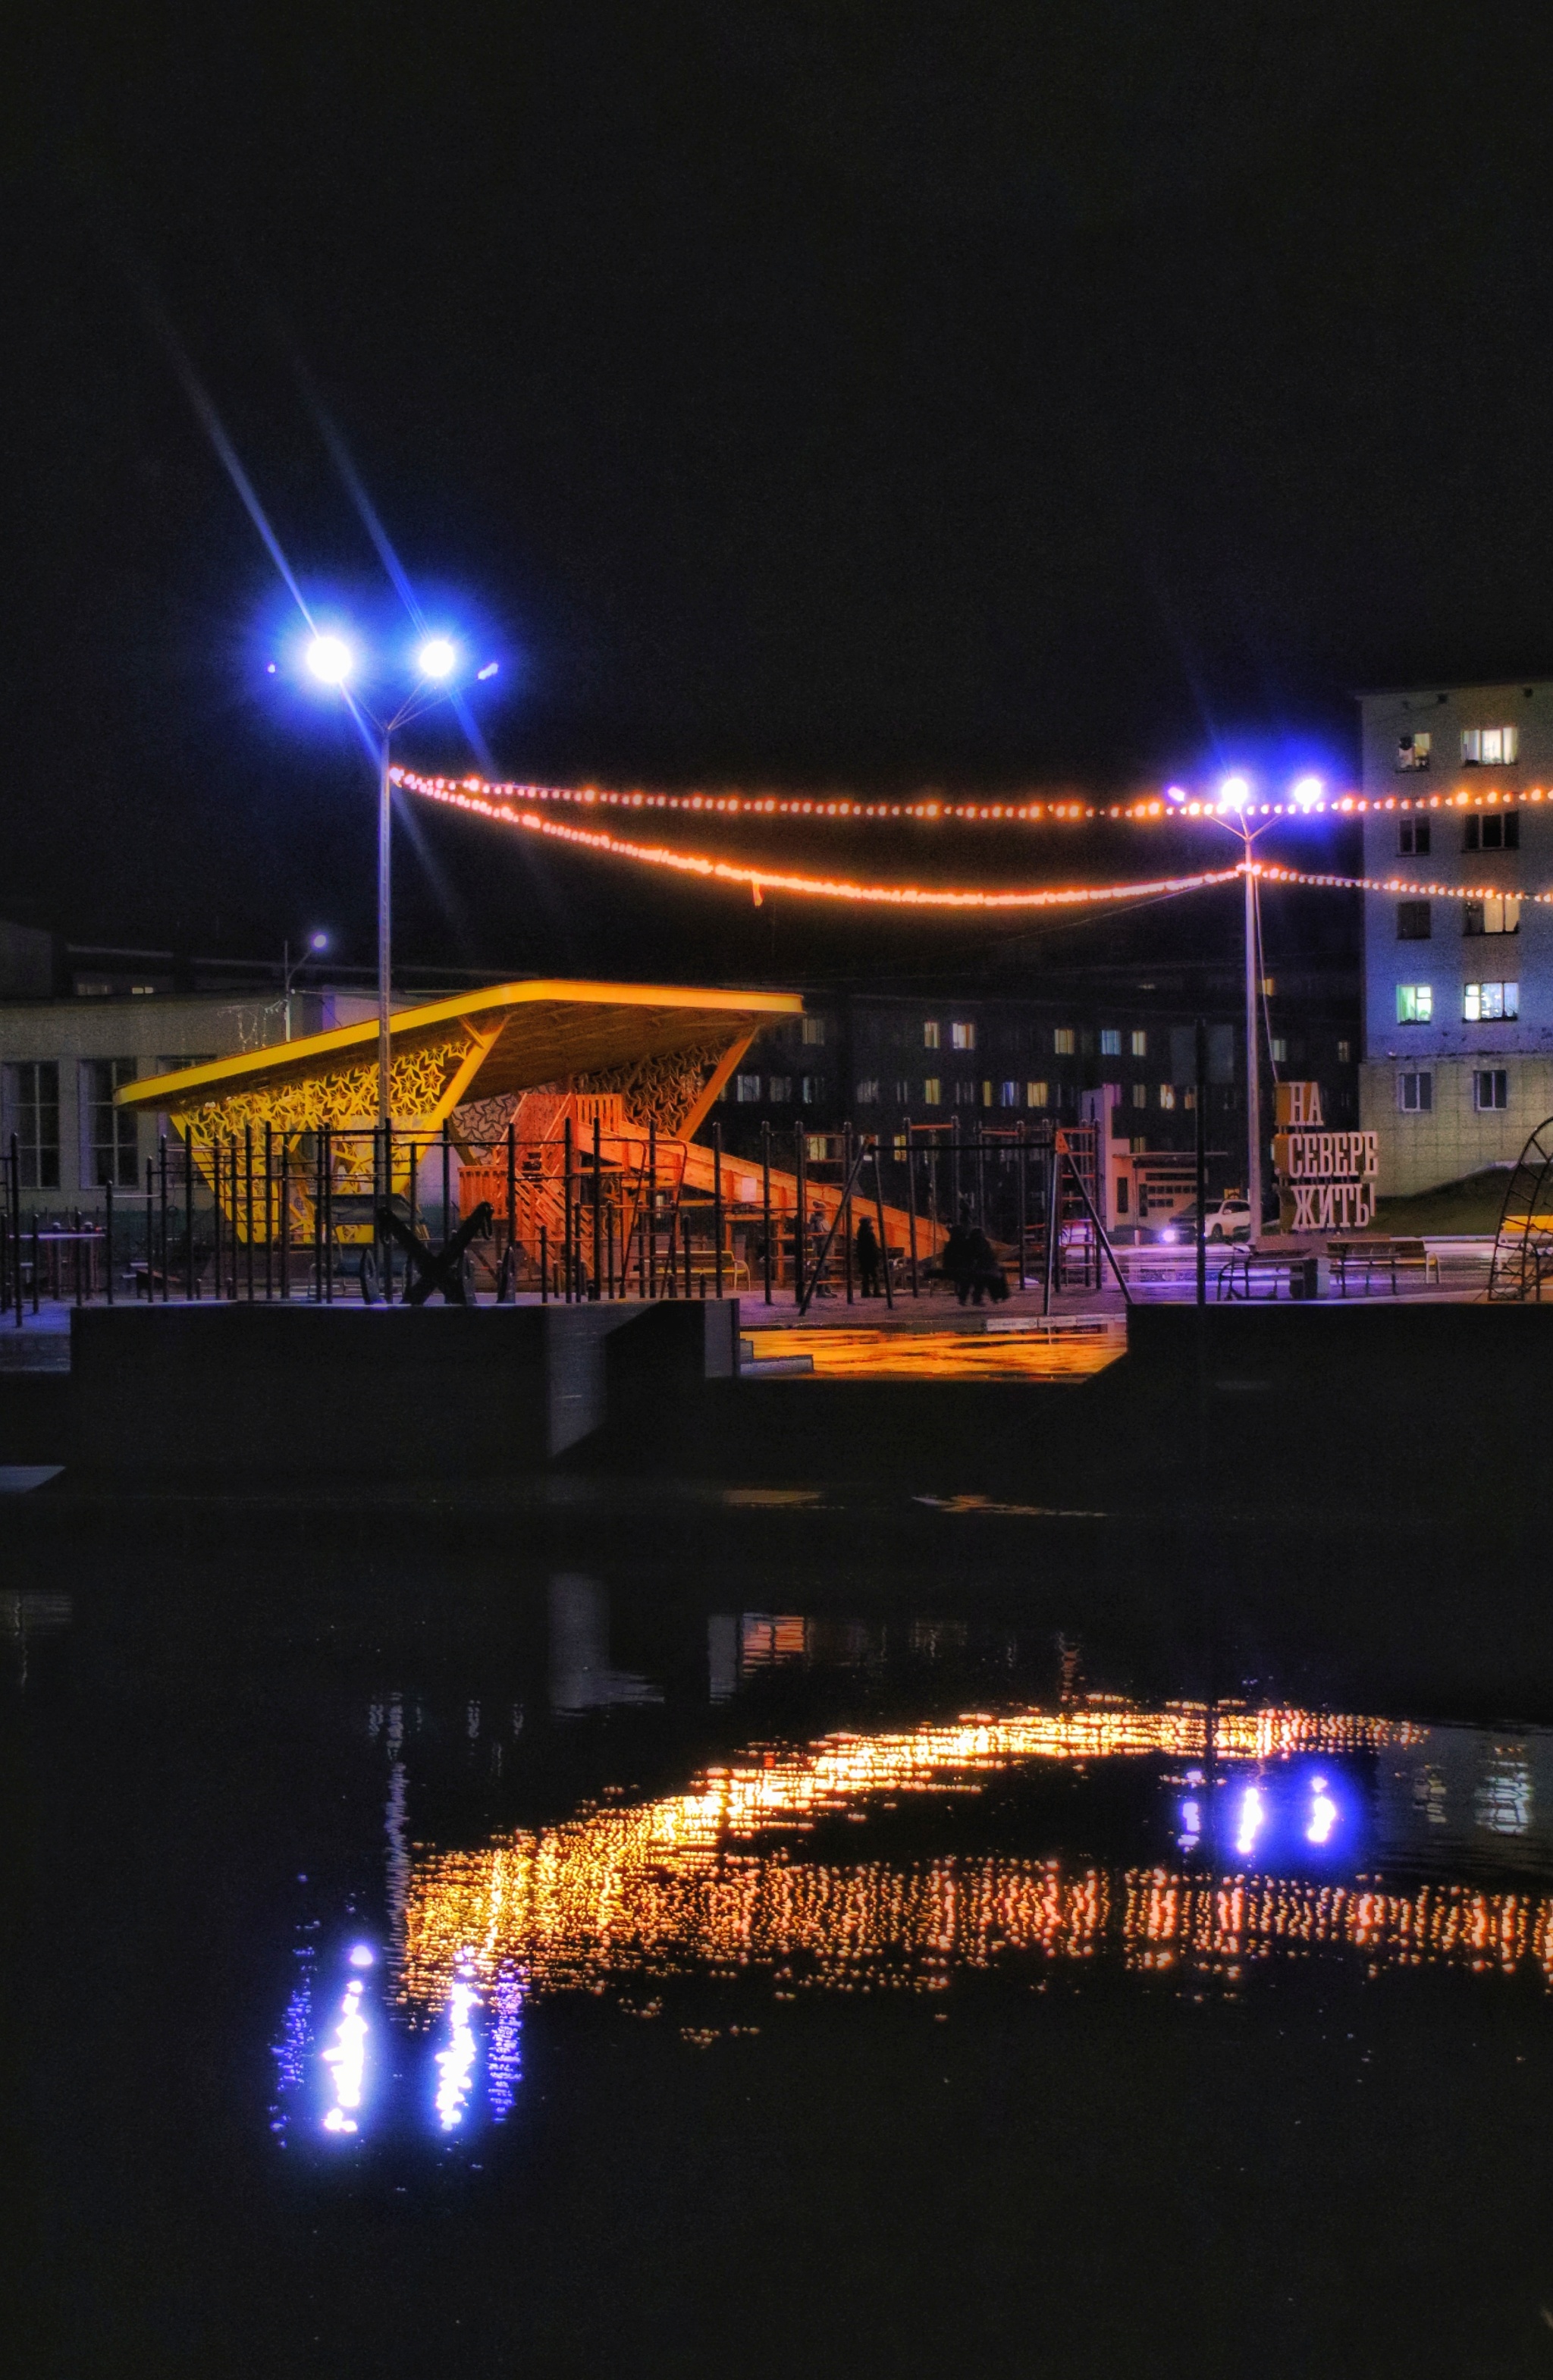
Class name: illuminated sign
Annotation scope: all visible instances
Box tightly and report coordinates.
[1272,1082,1378,1231]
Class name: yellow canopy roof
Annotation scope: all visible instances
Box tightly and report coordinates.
[117,977,802,1131]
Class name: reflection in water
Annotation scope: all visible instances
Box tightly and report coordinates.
[273,1670,1553,2151]
[395,1697,1553,2027]
[434,1965,478,2130]
[549,1575,662,1716]
[322,1968,370,2135]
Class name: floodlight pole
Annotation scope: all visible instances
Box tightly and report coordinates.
[378,731,393,1140]
[1243,855,1262,1235]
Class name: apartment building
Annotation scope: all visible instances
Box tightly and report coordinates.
[1358,681,1553,1195]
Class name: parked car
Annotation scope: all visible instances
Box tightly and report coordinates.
[1150,1197,1254,1245]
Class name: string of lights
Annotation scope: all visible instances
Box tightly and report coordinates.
[397,765,1553,824]
[1253,862,1549,903]
[403,774,1244,909]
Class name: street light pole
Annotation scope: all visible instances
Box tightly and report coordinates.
[1243,855,1262,1230]
[377,730,392,1140]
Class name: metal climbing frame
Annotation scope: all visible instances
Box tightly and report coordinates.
[1487,1116,1553,1300]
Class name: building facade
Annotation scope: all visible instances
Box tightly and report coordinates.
[0,935,381,1210]
[1359,680,1553,1195]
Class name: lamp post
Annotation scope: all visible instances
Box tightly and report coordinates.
[302,631,478,1141]
[1177,771,1325,1236]
[282,930,331,1042]
[300,631,490,1278]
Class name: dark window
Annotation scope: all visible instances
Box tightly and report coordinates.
[1397,901,1431,940]
[1398,1070,1432,1114]
[84,1058,138,1186]
[1399,818,1431,856]
[1474,1069,1509,1111]
[5,1061,61,1188]
[1464,812,1520,852]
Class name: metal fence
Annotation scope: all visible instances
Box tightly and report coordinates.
[1,1113,1128,1318]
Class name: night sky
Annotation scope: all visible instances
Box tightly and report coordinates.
[3,5,1550,982]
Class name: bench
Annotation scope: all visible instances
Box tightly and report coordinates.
[1328,1236,1439,1296]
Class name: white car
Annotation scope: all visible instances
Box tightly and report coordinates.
[1151,1198,1253,1245]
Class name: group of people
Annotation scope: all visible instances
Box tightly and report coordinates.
[792,1207,1009,1305]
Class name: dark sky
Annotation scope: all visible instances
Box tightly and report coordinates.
[2,3,1548,980]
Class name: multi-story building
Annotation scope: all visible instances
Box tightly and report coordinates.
[716,960,1360,1227]
[1359,680,1553,1195]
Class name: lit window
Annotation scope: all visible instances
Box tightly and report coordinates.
[1130,1029,1147,1057]
[5,1060,61,1188]
[951,1021,976,1050]
[1396,984,1433,1022]
[1131,1082,1147,1108]
[1399,818,1431,856]
[923,1020,941,1050]
[84,1057,139,1187]
[805,1135,827,1162]
[799,1075,827,1104]
[801,1017,827,1046]
[1053,1027,1076,1056]
[981,1081,994,1106]
[1464,895,1521,935]
[1025,1081,1048,1108]
[855,1079,880,1104]
[1100,1028,1122,1057]
[999,1080,1019,1107]
[1398,1070,1432,1113]
[1271,1038,1288,1064]
[1338,1040,1352,1063]
[892,1133,908,1160]
[1474,1069,1509,1110]
[1398,733,1432,771]
[1397,901,1431,940]
[923,1077,942,1107]
[1462,726,1518,765]
[1158,1084,1176,1110]
[1464,981,1518,1022]
[1464,812,1520,851]
[734,1072,761,1104]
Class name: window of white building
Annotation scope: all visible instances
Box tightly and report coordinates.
[1464,812,1519,851]
[5,1061,61,1188]
[1462,727,1518,765]
[1398,1070,1432,1113]
[1464,981,1518,1022]
[1464,895,1521,935]
[1398,733,1432,771]
[1474,1069,1509,1110]
[1399,818,1431,855]
[1395,984,1433,1022]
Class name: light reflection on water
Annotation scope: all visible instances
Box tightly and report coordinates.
[271,1649,1553,2150]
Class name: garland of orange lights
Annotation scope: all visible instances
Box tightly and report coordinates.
[403,775,1243,909]
[402,774,1553,912]
[396,765,1553,824]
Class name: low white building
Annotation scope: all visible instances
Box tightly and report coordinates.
[0,928,381,1210]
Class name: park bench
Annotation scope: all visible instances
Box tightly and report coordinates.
[1328,1236,1439,1296]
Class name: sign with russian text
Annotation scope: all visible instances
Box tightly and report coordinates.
[1272,1082,1377,1232]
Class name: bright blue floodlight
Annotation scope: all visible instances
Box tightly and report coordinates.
[306,633,354,686]
[1291,774,1324,811]
[416,636,456,681]
[1219,774,1251,811]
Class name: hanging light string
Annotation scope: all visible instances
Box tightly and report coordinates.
[1254,862,1547,901]
[403,775,1244,909]
[395,765,1548,825]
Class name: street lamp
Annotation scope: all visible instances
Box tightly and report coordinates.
[300,630,492,1143]
[282,928,331,1042]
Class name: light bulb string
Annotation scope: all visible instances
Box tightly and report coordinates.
[404,774,1550,912]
